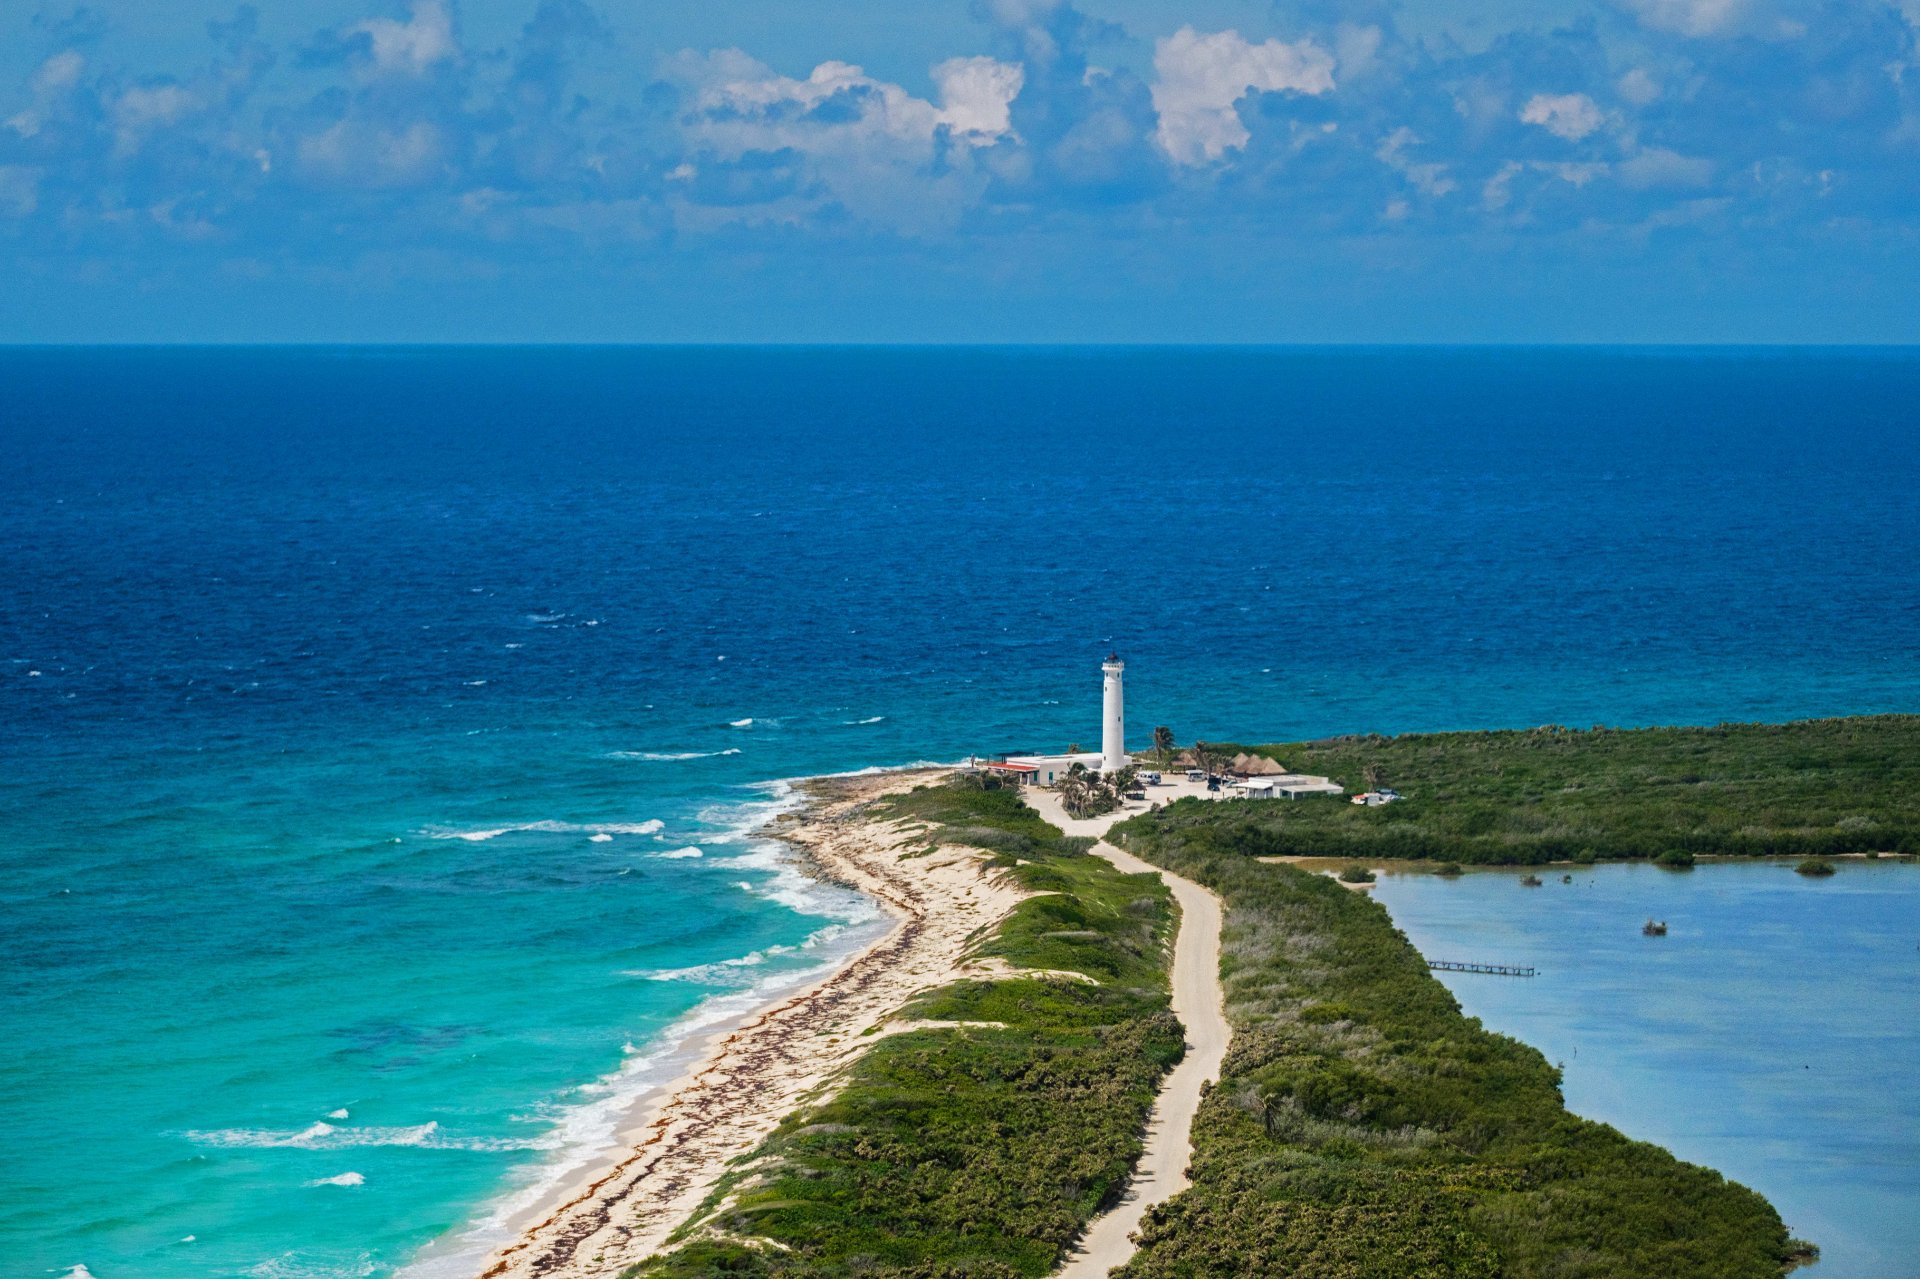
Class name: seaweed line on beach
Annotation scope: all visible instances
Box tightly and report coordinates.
[477,769,1035,1278]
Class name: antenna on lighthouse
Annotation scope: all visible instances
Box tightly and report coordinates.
[1101,654,1126,773]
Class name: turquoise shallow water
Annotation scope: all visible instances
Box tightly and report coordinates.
[3,346,1918,1277]
[1373,861,1920,1279]
[2,738,885,1279]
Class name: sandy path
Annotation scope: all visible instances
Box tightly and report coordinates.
[1023,787,1229,1279]
[473,770,1030,1279]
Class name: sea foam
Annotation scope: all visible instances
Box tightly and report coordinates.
[631,924,849,987]
[425,819,664,842]
[392,923,883,1279]
[185,1121,549,1153]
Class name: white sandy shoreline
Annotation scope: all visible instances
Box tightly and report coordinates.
[395,781,882,1279]
[448,763,1029,1279]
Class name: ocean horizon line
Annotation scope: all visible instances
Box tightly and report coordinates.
[5,340,1920,352]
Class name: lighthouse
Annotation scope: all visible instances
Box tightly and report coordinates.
[1101,654,1126,773]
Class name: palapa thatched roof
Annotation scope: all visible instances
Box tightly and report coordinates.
[1235,754,1288,776]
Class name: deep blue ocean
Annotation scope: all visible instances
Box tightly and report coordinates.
[3,347,1917,1279]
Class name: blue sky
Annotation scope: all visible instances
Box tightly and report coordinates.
[2,0,1918,342]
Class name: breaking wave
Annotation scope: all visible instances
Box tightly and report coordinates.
[424,819,664,842]
[390,918,885,1279]
[631,925,852,987]
[185,1121,550,1153]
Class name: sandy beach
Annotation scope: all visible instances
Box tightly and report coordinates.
[473,767,1032,1279]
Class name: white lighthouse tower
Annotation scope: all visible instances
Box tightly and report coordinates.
[1101,654,1126,773]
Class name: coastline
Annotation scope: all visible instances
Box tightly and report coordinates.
[1365,858,1920,1275]
[462,765,1030,1279]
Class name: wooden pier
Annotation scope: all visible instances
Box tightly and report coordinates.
[1428,960,1537,977]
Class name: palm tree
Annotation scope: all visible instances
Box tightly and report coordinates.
[1059,770,1094,819]
[1363,762,1385,791]
[1152,726,1175,768]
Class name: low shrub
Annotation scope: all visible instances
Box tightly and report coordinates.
[1113,813,1797,1279]
[1123,717,1920,867]
[628,778,1181,1279]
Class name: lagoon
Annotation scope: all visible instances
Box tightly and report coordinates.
[1373,860,1920,1278]
[5,346,1919,1277]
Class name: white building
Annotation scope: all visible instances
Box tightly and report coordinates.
[1102,654,1126,772]
[990,752,1107,787]
[993,654,1129,787]
[1230,774,1346,800]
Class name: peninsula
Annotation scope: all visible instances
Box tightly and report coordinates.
[470,709,1920,1278]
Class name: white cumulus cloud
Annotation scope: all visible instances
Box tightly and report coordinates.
[1376,126,1455,197]
[1621,0,1749,37]
[1520,92,1606,140]
[684,54,1023,159]
[7,50,87,139]
[931,56,1026,140]
[114,83,198,154]
[1617,146,1713,188]
[1617,68,1662,104]
[353,0,458,76]
[298,119,443,187]
[671,51,1024,233]
[1151,26,1335,165]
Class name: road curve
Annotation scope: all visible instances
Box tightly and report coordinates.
[1022,789,1229,1279]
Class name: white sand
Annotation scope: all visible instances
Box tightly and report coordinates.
[474,769,1031,1279]
[479,768,1233,1279]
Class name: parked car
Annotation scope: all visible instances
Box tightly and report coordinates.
[1143,771,1162,785]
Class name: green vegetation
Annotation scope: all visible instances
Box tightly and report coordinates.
[1795,859,1837,877]
[1435,861,1465,877]
[1108,810,1797,1279]
[1337,864,1376,884]
[1164,715,1920,866]
[626,780,1181,1279]
[1059,762,1138,820]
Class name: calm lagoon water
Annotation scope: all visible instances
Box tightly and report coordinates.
[3,347,1917,1277]
[1374,860,1920,1279]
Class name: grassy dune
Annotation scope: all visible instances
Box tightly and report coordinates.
[1177,715,1920,865]
[1108,808,1800,1279]
[626,783,1182,1279]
